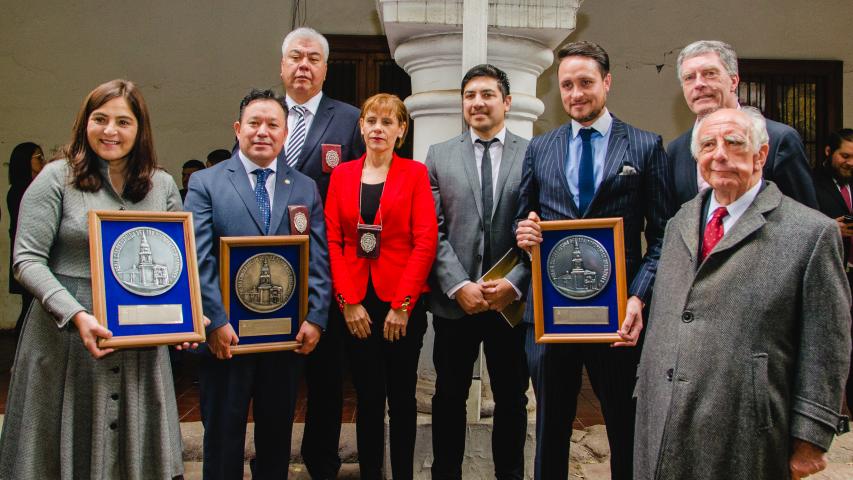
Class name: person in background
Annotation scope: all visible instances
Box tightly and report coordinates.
[324,93,437,479]
[180,159,205,200]
[205,148,231,167]
[7,142,45,338]
[812,127,853,416]
[0,79,194,479]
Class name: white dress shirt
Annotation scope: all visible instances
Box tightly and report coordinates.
[284,91,324,153]
[239,150,277,210]
[707,180,762,236]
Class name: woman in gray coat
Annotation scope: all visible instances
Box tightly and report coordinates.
[0,79,188,479]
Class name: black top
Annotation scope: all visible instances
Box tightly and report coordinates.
[360,182,384,225]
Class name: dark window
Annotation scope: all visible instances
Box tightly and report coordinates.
[737,59,843,165]
[325,35,413,158]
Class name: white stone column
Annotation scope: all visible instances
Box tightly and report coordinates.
[378,0,583,160]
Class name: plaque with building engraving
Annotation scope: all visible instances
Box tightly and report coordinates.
[531,218,627,343]
[88,210,206,349]
[220,235,309,354]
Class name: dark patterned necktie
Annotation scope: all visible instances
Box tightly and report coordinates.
[476,138,498,272]
[701,206,728,262]
[252,168,273,234]
[578,127,596,214]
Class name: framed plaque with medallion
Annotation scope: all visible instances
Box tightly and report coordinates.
[531,218,627,343]
[219,235,309,354]
[88,210,206,348]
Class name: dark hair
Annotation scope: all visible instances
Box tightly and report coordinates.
[206,149,231,165]
[820,128,853,169]
[8,142,42,188]
[182,159,205,170]
[58,79,156,203]
[557,41,610,77]
[238,89,288,122]
[461,64,510,98]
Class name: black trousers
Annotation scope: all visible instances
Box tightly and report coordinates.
[525,324,639,480]
[300,307,346,479]
[199,351,301,480]
[344,283,427,480]
[431,312,529,480]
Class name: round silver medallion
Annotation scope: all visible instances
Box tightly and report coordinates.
[360,232,377,253]
[294,212,308,233]
[235,253,295,313]
[325,150,340,168]
[546,235,611,300]
[110,227,183,296]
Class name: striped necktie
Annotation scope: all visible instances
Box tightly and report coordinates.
[286,105,307,168]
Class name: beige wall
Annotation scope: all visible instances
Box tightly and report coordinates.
[0,0,850,327]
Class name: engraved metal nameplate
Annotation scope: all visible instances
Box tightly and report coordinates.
[118,304,184,325]
[239,318,292,337]
[553,307,609,325]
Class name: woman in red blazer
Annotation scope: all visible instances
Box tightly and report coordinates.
[325,93,437,479]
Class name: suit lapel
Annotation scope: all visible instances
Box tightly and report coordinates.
[460,134,484,220]
[678,191,706,263]
[817,173,849,214]
[226,155,265,233]
[709,184,780,259]
[378,153,405,223]
[587,119,628,215]
[683,127,699,198]
[268,158,296,234]
[295,95,335,171]
[492,131,520,217]
[553,124,579,217]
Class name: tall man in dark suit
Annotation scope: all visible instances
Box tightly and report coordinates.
[185,89,331,479]
[277,27,365,479]
[515,41,675,480]
[812,127,853,415]
[668,40,817,208]
[426,64,530,480]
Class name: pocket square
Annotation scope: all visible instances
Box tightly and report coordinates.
[618,165,638,176]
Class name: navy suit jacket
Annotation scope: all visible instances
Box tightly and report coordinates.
[667,118,817,208]
[517,116,675,322]
[277,94,364,201]
[184,153,331,335]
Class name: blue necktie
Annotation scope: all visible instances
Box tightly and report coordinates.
[286,105,307,167]
[253,168,273,234]
[578,128,596,214]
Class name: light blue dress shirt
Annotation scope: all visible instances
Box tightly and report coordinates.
[566,109,613,210]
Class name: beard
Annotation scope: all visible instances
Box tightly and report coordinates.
[573,106,603,125]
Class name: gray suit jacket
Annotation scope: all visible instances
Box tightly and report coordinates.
[634,182,851,480]
[426,130,530,319]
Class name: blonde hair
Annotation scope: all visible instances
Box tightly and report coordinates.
[360,93,409,149]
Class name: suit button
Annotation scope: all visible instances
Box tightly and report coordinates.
[109,422,118,430]
[681,311,693,323]
[666,368,674,381]
[476,254,482,261]
[111,366,120,374]
[111,393,119,401]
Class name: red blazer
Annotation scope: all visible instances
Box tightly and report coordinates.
[325,154,438,309]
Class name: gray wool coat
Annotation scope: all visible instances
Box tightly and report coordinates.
[634,182,851,480]
[0,159,184,479]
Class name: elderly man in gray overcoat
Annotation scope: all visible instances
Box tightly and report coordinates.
[634,107,851,480]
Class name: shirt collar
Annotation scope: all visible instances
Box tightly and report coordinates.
[286,91,323,116]
[708,179,762,222]
[469,126,506,145]
[571,108,612,139]
[238,150,278,176]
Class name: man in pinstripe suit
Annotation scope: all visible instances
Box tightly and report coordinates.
[515,41,675,480]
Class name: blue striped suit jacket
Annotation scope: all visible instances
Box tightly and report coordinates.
[517,116,675,322]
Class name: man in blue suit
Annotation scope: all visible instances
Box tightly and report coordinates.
[667,40,817,208]
[515,41,675,480]
[185,89,331,479]
[277,27,365,479]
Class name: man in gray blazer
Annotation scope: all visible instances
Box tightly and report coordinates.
[185,89,331,479]
[634,107,850,480]
[426,64,530,480]
[668,40,817,208]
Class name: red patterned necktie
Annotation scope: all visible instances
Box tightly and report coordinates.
[701,207,729,262]
[840,185,852,264]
